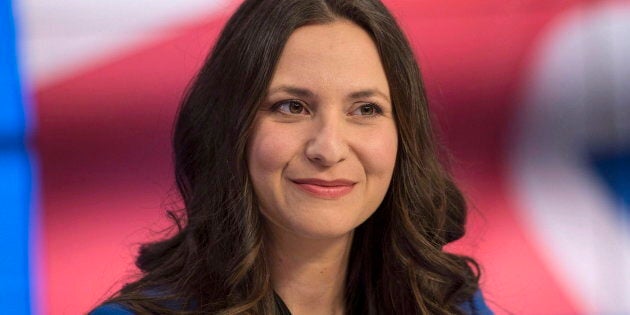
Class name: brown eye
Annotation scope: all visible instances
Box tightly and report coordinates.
[351,103,382,116]
[288,101,303,114]
[360,104,375,115]
[274,100,308,115]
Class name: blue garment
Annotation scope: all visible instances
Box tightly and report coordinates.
[90,290,493,314]
[90,303,134,315]
[459,290,494,315]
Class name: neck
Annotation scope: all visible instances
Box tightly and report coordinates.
[266,227,353,315]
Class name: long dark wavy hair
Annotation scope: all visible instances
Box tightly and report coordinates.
[99,0,480,314]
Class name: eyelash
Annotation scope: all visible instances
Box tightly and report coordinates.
[270,100,384,117]
[271,100,310,115]
[352,103,384,117]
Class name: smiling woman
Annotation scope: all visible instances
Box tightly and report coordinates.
[90,0,492,314]
[249,21,398,243]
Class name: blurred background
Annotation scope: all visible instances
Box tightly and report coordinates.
[2,0,629,314]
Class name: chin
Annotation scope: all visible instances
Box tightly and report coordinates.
[282,216,364,240]
[295,227,354,240]
[260,201,377,241]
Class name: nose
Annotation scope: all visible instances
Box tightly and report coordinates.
[304,116,348,166]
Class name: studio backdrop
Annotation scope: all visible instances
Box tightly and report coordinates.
[2,0,629,314]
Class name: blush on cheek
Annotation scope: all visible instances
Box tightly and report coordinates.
[248,123,296,173]
[363,134,398,175]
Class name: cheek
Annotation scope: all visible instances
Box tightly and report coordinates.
[361,125,398,176]
[247,121,299,177]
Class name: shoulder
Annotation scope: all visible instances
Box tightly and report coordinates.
[459,290,494,315]
[89,303,135,315]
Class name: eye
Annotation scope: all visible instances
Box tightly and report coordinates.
[273,100,309,115]
[350,103,382,116]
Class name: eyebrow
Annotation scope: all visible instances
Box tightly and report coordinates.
[267,85,390,103]
[348,89,390,102]
[267,85,314,99]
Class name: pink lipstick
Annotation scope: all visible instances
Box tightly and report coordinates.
[291,178,356,199]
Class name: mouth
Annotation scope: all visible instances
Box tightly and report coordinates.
[290,178,356,199]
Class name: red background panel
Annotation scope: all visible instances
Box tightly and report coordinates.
[35,1,589,314]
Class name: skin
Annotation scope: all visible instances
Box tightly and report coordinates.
[247,20,398,314]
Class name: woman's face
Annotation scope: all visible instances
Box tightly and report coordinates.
[248,20,398,240]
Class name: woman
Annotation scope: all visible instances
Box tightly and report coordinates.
[91,0,493,314]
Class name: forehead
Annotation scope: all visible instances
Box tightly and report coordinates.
[270,20,390,100]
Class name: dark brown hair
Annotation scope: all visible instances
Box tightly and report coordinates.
[99,0,479,314]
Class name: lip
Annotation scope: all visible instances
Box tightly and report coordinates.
[290,178,356,199]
